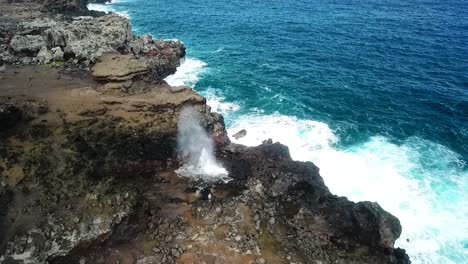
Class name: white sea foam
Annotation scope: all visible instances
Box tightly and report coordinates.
[87,3,112,13]
[164,58,240,116]
[164,58,207,87]
[228,113,468,264]
[202,89,240,116]
[87,3,129,18]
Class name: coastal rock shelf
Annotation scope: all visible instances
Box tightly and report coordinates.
[0,1,410,263]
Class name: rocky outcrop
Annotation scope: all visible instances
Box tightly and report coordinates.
[42,0,89,14]
[87,0,110,3]
[9,35,46,54]
[1,11,185,70]
[91,53,149,81]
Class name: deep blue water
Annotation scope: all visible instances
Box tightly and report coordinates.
[92,0,468,263]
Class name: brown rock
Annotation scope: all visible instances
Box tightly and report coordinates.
[91,53,148,82]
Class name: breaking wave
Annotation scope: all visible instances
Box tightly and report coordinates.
[227,113,468,264]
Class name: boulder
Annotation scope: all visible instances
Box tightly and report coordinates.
[51,46,64,61]
[232,129,247,139]
[91,53,148,81]
[36,46,52,64]
[9,35,46,54]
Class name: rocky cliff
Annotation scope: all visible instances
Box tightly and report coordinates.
[0,1,410,263]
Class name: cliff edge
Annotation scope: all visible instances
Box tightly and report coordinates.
[0,1,410,263]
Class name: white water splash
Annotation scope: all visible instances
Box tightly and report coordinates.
[227,113,468,264]
[203,89,240,115]
[164,58,207,87]
[175,106,228,181]
[87,3,129,18]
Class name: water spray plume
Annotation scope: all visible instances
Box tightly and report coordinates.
[175,106,229,181]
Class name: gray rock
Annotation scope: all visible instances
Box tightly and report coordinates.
[232,129,247,139]
[42,0,88,13]
[51,47,64,61]
[44,15,132,64]
[129,34,153,54]
[36,46,52,64]
[10,35,46,53]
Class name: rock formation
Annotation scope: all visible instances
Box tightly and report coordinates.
[0,1,411,263]
[1,4,185,70]
[42,0,88,14]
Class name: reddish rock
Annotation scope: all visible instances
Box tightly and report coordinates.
[147,50,159,56]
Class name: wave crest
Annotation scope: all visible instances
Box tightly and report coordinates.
[228,113,468,264]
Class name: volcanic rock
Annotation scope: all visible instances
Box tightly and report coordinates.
[232,129,247,139]
[42,0,89,14]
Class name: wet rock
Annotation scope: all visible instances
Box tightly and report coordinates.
[88,0,110,3]
[219,142,410,263]
[232,129,247,139]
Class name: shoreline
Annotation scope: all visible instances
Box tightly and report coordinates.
[105,3,468,263]
[0,1,410,263]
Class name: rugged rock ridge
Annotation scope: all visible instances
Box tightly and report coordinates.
[1,2,185,75]
[42,0,88,14]
[0,1,411,264]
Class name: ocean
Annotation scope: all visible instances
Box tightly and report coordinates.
[90,0,468,263]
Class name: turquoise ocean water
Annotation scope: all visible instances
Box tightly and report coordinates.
[89,1,468,263]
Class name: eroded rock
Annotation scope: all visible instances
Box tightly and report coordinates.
[10,35,46,54]
[36,46,52,64]
[42,0,89,14]
[91,53,148,81]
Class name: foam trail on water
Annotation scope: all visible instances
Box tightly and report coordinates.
[203,89,240,116]
[176,106,228,181]
[87,3,113,13]
[165,58,207,87]
[228,113,468,264]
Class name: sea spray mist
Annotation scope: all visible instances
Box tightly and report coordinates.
[175,106,228,180]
